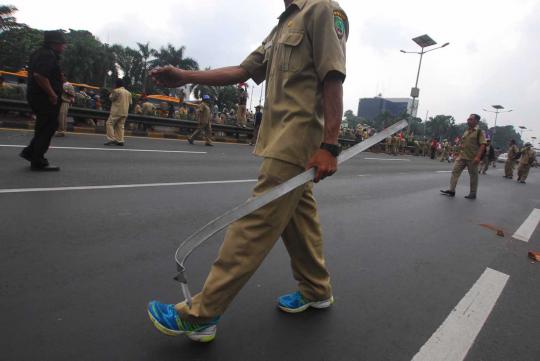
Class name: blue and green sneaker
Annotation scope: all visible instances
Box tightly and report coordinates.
[277,291,334,313]
[147,301,219,342]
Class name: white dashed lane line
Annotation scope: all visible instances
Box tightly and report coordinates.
[412,268,509,361]
[0,144,206,154]
[0,179,258,194]
[512,208,540,242]
[364,157,411,162]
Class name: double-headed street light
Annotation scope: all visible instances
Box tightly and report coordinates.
[401,34,450,131]
[482,105,513,145]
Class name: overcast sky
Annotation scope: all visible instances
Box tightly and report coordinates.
[11,0,540,143]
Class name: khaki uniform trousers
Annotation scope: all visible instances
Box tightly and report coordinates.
[480,157,491,174]
[106,115,127,143]
[237,105,247,126]
[176,158,332,321]
[505,159,516,178]
[189,123,213,144]
[57,101,70,134]
[517,164,531,181]
[450,158,479,194]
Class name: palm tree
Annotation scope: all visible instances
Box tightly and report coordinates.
[149,44,198,70]
[137,42,154,93]
[0,5,25,31]
[111,45,143,88]
[149,44,198,96]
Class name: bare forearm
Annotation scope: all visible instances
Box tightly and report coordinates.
[184,66,250,86]
[322,75,343,144]
[34,73,56,97]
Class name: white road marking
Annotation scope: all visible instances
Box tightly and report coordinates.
[0,144,206,154]
[512,208,540,242]
[0,179,258,194]
[411,268,509,361]
[364,157,411,162]
[357,174,371,177]
[436,171,452,173]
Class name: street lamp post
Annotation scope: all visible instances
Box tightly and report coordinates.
[401,35,449,132]
[482,105,513,146]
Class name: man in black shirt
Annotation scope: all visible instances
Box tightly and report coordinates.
[20,31,67,171]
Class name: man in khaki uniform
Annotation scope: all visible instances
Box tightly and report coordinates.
[504,139,519,179]
[236,87,248,127]
[187,95,213,146]
[385,136,392,154]
[148,0,348,343]
[56,81,75,137]
[480,139,495,174]
[104,79,132,146]
[441,114,487,199]
[392,134,400,155]
[517,142,537,184]
[439,140,450,162]
[134,101,143,114]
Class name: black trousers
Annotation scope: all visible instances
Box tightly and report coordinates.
[24,99,60,164]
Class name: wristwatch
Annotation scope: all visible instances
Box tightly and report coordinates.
[320,143,342,157]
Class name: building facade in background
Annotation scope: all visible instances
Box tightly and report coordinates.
[357,96,416,121]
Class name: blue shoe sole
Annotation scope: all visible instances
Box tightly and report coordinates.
[147,310,217,342]
[278,296,335,313]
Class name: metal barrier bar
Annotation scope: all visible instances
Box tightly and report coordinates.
[0,98,358,145]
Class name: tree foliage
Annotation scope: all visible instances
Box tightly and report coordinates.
[0,18,198,95]
[62,30,117,86]
[0,26,41,70]
[0,5,25,31]
[149,44,198,70]
[489,125,522,149]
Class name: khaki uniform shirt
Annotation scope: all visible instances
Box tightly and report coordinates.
[197,102,211,125]
[459,127,487,160]
[240,0,348,167]
[519,147,536,166]
[109,87,132,117]
[507,144,519,160]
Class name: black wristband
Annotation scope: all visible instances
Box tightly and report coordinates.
[320,143,341,157]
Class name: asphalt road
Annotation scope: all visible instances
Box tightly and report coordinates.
[1,129,539,361]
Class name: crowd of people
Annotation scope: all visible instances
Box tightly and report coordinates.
[2,73,259,134]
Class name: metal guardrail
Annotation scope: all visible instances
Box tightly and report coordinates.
[0,98,358,145]
[0,98,253,137]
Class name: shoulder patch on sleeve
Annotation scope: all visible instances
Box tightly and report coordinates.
[333,10,347,39]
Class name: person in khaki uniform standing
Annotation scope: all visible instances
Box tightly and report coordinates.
[479,139,495,174]
[105,79,132,146]
[503,139,519,179]
[517,142,537,184]
[236,87,248,127]
[148,0,348,343]
[187,95,213,146]
[56,81,75,137]
[441,114,487,199]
